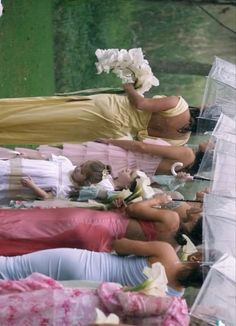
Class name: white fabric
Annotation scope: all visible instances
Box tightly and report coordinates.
[96,175,115,192]
[0,155,74,204]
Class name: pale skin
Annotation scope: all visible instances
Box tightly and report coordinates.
[97,138,195,175]
[123,83,192,142]
[21,176,53,200]
[112,238,200,292]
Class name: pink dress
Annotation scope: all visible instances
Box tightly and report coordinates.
[0,273,190,325]
[0,207,158,256]
[0,207,129,255]
[13,138,170,178]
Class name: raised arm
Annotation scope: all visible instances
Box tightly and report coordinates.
[112,238,176,260]
[19,151,51,160]
[104,139,194,160]
[123,83,179,113]
[126,195,180,232]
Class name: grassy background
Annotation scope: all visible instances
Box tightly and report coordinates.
[0,0,55,98]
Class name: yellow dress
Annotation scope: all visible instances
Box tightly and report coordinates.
[0,94,151,145]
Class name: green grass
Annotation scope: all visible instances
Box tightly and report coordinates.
[0,0,55,98]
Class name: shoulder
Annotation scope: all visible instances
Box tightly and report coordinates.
[50,154,74,167]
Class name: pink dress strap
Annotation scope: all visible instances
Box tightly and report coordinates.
[137,220,157,241]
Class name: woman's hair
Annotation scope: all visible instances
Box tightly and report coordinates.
[189,106,200,133]
[174,224,188,246]
[174,217,203,246]
[185,150,205,175]
[177,263,210,288]
[188,217,203,246]
[79,160,112,186]
[177,106,200,134]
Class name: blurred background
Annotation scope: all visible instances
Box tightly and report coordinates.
[0,0,235,106]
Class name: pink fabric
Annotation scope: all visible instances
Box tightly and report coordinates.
[35,139,170,178]
[0,273,190,326]
[1,138,170,178]
[138,220,157,241]
[0,207,129,255]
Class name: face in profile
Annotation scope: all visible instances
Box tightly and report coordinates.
[71,164,87,184]
[187,251,203,263]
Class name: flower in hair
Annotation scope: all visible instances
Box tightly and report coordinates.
[102,167,109,179]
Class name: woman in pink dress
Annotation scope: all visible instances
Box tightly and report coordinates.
[0,193,202,256]
[9,137,195,178]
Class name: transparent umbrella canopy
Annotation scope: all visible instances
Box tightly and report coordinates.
[203,194,236,262]
[197,57,236,134]
[190,254,236,326]
[190,61,236,325]
[196,113,236,182]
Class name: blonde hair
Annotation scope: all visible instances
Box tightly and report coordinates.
[79,160,112,186]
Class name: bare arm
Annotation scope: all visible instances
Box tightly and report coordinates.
[99,139,195,165]
[19,151,51,160]
[126,195,180,231]
[123,83,179,113]
[21,177,53,200]
[112,238,176,259]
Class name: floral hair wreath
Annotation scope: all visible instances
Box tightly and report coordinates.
[102,166,110,179]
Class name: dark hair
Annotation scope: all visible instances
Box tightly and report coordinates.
[188,217,203,246]
[174,224,188,246]
[189,106,201,133]
[174,217,203,247]
[177,106,200,134]
[185,150,204,175]
[177,263,210,288]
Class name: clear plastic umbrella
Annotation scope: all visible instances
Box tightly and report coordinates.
[203,194,236,262]
[190,58,236,325]
[197,57,236,134]
[196,114,236,182]
[190,254,236,326]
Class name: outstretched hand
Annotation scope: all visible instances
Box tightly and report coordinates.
[176,172,193,181]
[195,187,210,202]
[21,176,35,188]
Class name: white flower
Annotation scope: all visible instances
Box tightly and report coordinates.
[127,262,168,297]
[95,48,159,94]
[0,0,3,17]
[180,234,198,261]
[132,170,155,199]
[141,262,168,297]
[94,308,120,324]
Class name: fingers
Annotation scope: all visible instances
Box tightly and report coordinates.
[113,198,127,208]
[94,138,110,144]
[21,176,33,187]
[154,193,172,205]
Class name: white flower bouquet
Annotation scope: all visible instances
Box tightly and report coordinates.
[95,48,159,94]
[124,262,168,297]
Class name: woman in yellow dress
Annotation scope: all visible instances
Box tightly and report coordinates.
[0,84,196,145]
